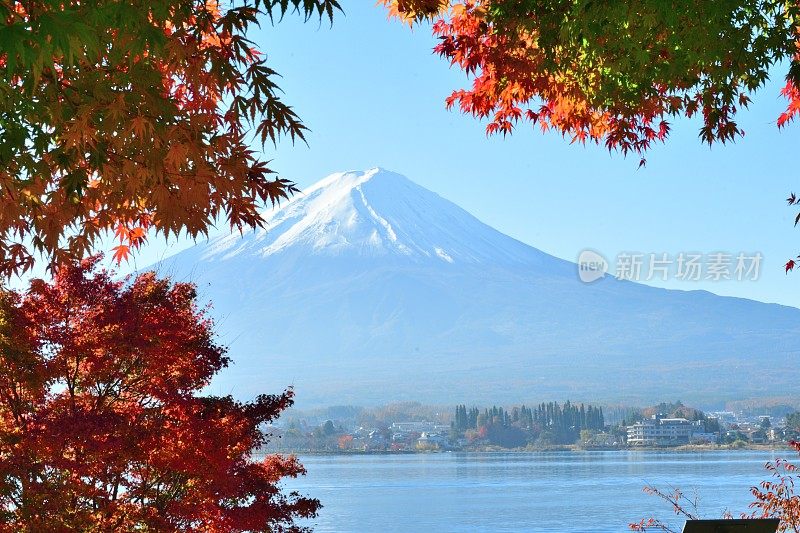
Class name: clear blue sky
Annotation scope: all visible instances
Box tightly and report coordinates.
[125,3,798,307]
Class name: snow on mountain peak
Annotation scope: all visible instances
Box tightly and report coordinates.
[199,168,546,266]
[157,167,800,407]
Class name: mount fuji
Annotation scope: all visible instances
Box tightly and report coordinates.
[156,168,800,407]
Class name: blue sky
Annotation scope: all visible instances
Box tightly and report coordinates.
[124,3,799,306]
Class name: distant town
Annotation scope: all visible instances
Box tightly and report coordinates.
[262,400,800,453]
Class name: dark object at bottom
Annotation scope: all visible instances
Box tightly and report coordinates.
[682,519,780,533]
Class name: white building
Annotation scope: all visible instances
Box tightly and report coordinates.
[391,421,436,433]
[417,432,447,448]
[627,416,703,446]
[689,432,718,444]
[709,411,736,424]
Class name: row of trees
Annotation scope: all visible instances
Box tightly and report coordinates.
[453,402,605,433]
[452,401,606,447]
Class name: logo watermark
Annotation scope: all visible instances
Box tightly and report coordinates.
[577,250,762,283]
[577,249,609,283]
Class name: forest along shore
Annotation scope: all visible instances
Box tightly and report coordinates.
[263,400,799,454]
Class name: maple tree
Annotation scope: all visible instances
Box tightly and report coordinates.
[786,194,800,273]
[0,0,340,276]
[383,0,800,162]
[630,441,800,532]
[384,0,800,271]
[628,485,705,532]
[750,441,800,532]
[0,256,318,531]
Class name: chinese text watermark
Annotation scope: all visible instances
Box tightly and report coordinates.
[577,250,762,283]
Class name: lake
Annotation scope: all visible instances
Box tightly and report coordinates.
[283,450,791,532]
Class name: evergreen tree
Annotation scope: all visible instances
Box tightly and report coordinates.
[468,407,479,429]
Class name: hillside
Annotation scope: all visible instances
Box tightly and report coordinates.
[156,168,800,406]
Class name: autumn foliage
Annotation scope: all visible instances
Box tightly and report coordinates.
[631,441,800,532]
[0,256,317,531]
[750,441,800,532]
[0,0,339,276]
[384,0,800,165]
[785,194,800,273]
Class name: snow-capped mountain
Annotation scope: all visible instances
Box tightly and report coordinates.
[157,168,800,407]
[198,168,550,266]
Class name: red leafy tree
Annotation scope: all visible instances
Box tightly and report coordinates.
[631,442,800,532]
[0,256,317,531]
[629,485,718,532]
[750,441,800,532]
[384,1,800,273]
[384,1,800,165]
[786,194,800,274]
[0,0,340,276]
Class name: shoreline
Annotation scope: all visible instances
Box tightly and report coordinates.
[267,443,791,456]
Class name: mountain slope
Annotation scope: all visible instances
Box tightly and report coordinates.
[157,168,800,406]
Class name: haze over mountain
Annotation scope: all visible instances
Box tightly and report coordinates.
[157,168,800,407]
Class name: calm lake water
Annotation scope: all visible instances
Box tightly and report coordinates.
[283,450,790,532]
